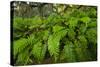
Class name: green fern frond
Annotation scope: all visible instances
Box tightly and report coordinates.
[68,17,78,29]
[68,29,76,40]
[80,17,91,23]
[86,28,97,44]
[60,41,76,62]
[78,35,87,48]
[88,21,97,28]
[53,25,64,33]
[13,38,28,59]
[74,40,92,61]
[48,29,68,62]
[16,50,32,65]
[79,24,87,34]
[32,42,47,63]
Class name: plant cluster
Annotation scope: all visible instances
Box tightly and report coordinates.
[12,5,97,65]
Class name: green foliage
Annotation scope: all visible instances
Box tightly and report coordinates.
[68,29,76,40]
[32,42,47,63]
[78,35,87,48]
[53,25,64,33]
[16,50,32,65]
[13,38,28,60]
[60,41,76,62]
[68,17,78,29]
[80,17,91,23]
[86,28,97,44]
[12,4,97,65]
[48,29,67,62]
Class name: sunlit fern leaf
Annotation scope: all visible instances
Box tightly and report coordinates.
[43,30,49,40]
[53,25,64,33]
[13,17,33,31]
[16,50,32,65]
[68,17,78,29]
[32,42,47,63]
[80,17,91,23]
[60,41,77,62]
[47,13,56,23]
[47,13,64,25]
[32,16,43,25]
[27,34,36,46]
[13,38,28,60]
[48,29,68,62]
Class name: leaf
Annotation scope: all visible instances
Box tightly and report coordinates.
[74,40,92,61]
[88,21,97,28]
[60,41,76,62]
[68,17,78,29]
[53,25,64,33]
[78,35,87,48]
[16,50,32,65]
[80,17,90,23]
[32,42,47,63]
[86,28,97,44]
[13,38,28,60]
[48,29,68,62]
[79,24,87,34]
[68,29,75,40]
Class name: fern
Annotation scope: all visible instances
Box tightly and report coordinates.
[60,41,77,62]
[74,40,92,61]
[12,4,97,65]
[80,17,91,23]
[68,29,76,40]
[68,17,78,29]
[32,42,47,63]
[13,38,28,60]
[86,28,97,44]
[16,50,32,65]
[78,24,87,34]
[78,35,87,48]
[88,21,97,28]
[53,25,64,33]
[48,29,68,62]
